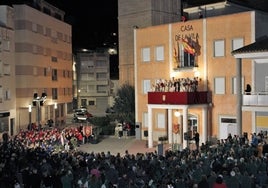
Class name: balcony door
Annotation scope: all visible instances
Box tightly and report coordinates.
[219,116,237,140]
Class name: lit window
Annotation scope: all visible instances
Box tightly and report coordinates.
[3,64,10,76]
[157,113,165,128]
[214,39,225,57]
[143,112,148,128]
[142,47,150,62]
[232,38,244,51]
[232,76,244,94]
[143,80,151,94]
[52,69,57,81]
[214,77,225,94]
[52,88,58,99]
[155,46,164,61]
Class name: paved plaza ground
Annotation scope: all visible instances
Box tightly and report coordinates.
[76,136,171,156]
[65,114,172,156]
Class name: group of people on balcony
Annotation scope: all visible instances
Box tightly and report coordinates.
[151,77,200,93]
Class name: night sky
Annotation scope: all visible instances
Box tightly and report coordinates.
[46,0,119,78]
[46,0,118,50]
[1,0,119,78]
[1,0,118,49]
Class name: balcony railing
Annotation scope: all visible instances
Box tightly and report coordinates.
[243,92,268,106]
[148,91,209,105]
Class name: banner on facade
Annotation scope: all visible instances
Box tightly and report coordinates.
[83,125,92,137]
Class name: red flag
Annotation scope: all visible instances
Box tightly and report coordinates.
[181,39,195,55]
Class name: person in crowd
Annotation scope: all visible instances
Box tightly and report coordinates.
[198,174,209,188]
[251,132,259,147]
[245,84,252,95]
[213,175,227,188]
[2,127,268,188]
[194,130,200,151]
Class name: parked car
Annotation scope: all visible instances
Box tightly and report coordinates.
[73,108,93,122]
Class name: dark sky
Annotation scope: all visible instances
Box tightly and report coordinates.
[2,0,118,50]
[45,0,119,78]
[46,0,118,50]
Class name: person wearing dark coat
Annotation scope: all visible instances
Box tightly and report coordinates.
[29,168,42,188]
[194,131,200,151]
[198,175,209,188]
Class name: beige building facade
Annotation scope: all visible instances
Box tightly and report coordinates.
[134,10,268,148]
[0,6,16,137]
[0,1,73,138]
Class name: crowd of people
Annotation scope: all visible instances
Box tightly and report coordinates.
[1,129,268,188]
[151,77,200,93]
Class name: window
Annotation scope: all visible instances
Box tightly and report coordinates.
[79,99,86,107]
[51,56,57,62]
[157,113,165,128]
[142,47,150,62]
[88,100,95,106]
[0,61,2,76]
[87,85,94,92]
[97,85,107,93]
[0,86,2,103]
[214,77,225,94]
[52,88,58,99]
[44,68,47,76]
[3,64,10,75]
[88,73,94,80]
[143,112,148,128]
[177,42,195,68]
[32,23,37,32]
[2,40,10,51]
[96,73,106,80]
[143,80,151,94]
[214,39,225,57]
[96,61,106,67]
[155,46,164,61]
[52,69,57,81]
[232,38,244,51]
[232,76,244,94]
[5,89,10,100]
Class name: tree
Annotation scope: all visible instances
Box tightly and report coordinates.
[111,83,135,125]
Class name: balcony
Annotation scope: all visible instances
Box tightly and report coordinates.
[148,91,210,105]
[243,92,268,106]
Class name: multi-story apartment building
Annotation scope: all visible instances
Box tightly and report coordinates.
[0,0,73,138]
[134,1,268,148]
[118,0,182,86]
[0,6,16,137]
[75,49,112,116]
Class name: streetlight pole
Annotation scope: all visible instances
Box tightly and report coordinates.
[32,92,47,130]
[54,103,57,127]
[28,104,32,130]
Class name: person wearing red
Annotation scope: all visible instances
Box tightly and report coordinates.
[213,175,227,188]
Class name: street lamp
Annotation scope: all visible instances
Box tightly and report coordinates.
[54,103,57,127]
[32,92,47,130]
[28,104,32,130]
